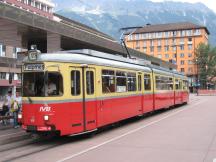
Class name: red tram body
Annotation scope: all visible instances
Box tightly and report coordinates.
[20,49,189,136]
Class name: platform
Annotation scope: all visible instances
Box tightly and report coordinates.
[0,94,216,162]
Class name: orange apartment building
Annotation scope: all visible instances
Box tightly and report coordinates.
[124,22,209,87]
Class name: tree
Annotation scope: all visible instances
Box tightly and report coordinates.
[195,43,216,89]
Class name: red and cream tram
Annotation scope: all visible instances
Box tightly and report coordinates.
[19,49,189,136]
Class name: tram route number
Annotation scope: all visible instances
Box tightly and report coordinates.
[40,106,51,112]
[24,64,44,71]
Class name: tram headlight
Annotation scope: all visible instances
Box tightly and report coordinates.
[18,113,22,119]
[44,115,49,121]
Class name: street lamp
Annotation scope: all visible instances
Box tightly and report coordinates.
[195,58,199,94]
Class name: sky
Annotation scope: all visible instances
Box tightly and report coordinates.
[150,0,216,13]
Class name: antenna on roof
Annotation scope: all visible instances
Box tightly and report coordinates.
[119,27,140,59]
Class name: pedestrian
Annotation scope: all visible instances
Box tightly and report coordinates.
[1,98,9,125]
[11,91,21,128]
[6,90,13,111]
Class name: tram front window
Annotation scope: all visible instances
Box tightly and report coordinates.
[23,72,63,97]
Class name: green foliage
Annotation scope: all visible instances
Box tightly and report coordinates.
[195,43,216,88]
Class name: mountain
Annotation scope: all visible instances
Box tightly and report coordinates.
[53,0,216,45]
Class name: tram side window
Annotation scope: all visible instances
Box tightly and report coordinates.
[116,71,127,92]
[86,71,94,95]
[144,74,151,91]
[46,72,63,96]
[127,72,136,91]
[23,72,44,97]
[71,71,80,96]
[102,70,115,93]
[168,78,174,90]
[183,80,189,90]
[175,79,182,90]
[155,75,171,90]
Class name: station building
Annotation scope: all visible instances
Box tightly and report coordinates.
[0,0,54,98]
[124,22,210,87]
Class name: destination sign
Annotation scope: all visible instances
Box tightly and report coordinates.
[24,64,44,71]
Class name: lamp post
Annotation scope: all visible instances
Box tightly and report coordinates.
[195,58,199,94]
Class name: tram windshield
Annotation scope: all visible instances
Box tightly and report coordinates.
[22,72,63,97]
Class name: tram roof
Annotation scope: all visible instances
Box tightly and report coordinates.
[24,49,187,79]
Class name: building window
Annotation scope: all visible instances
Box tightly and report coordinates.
[180,30,185,37]
[188,60,193,65]
[156,32,162,38]
[151,33,156,39]
[128,35,133,41]
[157,46,161,52]
[143,41,147,47]
[134,34,140,40]
[188,44,192,50]
[181,68,185,72]
[180,38,184,44]
[150,40,154,46]
[157,40,161,46]
[164,46,169,52]
[188,53,192,57]
[194,29,201,35]
[186,30,193,36]
[173,53,176,59]
[150,46,154,52]
[13,47,21,58]
[165,54,169,58]
[0,44,6,57]
[158,54,162,59]
[180,53,184,58]
[143,33,148,39]
[188,67,193,73]
[180,60,185,65]
[164,32,169,38]
[173,31,177,36]
[180,45,184,50]
[172,46,176,52]
[0,72,6,80]
[172,38,176,45]
[165,39,169,45]
[35,1,40,9]
[188,37,192,42]
[135,41,140,49]
[143,47,147,52]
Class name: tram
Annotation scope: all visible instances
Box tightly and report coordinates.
[19,49,189,136]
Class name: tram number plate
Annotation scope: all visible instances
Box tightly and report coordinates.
[27,125,37,131]
[24,64,44,71]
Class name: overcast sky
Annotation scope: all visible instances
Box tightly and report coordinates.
[150,0,216,13]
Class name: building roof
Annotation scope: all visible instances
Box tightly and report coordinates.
[126,22,210,35]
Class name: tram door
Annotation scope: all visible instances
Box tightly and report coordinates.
[71,67,97,132]
[83,68,97,131]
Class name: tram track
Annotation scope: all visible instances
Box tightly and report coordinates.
[0,134,91,162]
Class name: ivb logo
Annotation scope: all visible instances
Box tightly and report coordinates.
[39,106,51,112]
